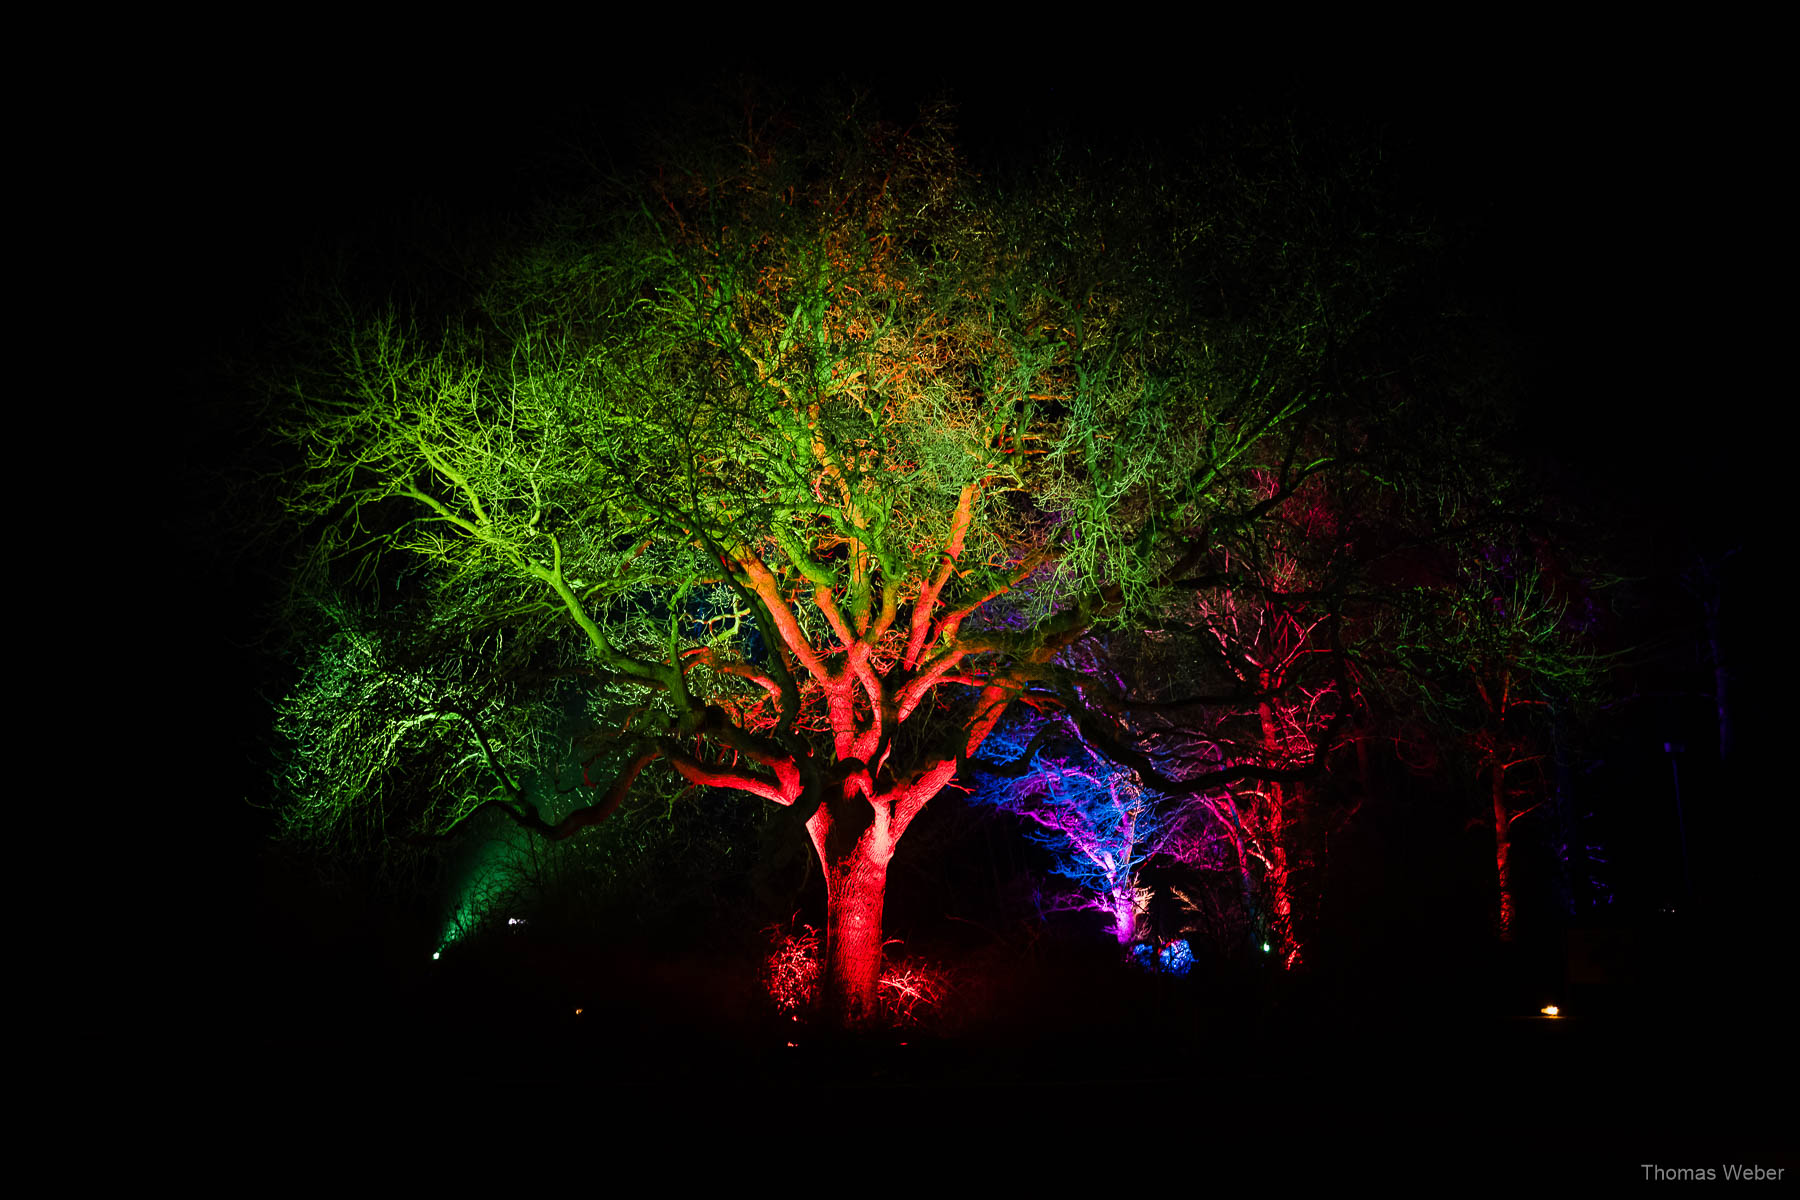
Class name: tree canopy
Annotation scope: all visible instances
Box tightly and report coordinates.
[272,96,1465,1021]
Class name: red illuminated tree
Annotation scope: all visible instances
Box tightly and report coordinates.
[274,98,1425,1023]
[1187,478,1348,967]
[1378,540,1605,940]
[1032,461,1359,966]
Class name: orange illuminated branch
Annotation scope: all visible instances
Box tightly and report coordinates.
[734,549,834,685]
[859,565,903,648]
[903,483,978,670]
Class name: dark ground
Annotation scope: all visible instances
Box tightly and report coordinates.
[170,854,1788,1183]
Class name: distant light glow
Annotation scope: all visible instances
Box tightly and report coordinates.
[431,951,441,960]
[437,831,535,958]
[1541,1005,1560,1017]
[1262,941,1271,952]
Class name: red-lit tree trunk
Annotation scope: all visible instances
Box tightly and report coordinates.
[801,759,960,1026]
[806,794,893,1025]
[1478,668,1523,942]
[1259,689,1300,963]
[1492,759,1515,941]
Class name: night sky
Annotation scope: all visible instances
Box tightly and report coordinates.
[145,51,1781,1172]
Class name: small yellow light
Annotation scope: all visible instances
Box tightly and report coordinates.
[1540,1005,1559,1017]
[574,1007,583,1015]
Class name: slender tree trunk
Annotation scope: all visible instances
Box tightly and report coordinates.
[1259,690,1299,965]
[1107,885,1139,945]
[1493,763,1514,941]
[1217,799,1261,950]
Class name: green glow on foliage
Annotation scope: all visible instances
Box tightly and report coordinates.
[436,827,536,952]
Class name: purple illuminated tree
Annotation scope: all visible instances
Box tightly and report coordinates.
[970,469,1360,966]
[973,712,1210,946]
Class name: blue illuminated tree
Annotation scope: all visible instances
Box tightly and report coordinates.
[972,712,1213,947]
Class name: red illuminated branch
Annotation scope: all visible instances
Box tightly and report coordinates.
[735,548,834,685]
[888,758,960,846]
[666,711,805,805]
[965,676,1032,758]
[895,647,970,721]
[666,748,803,806]
[848,648,889,748]
[688,704,797,771]
[807,583,889,735]
[1507,799,1548,827]
[903,483,978,670]
[813,584,860,656]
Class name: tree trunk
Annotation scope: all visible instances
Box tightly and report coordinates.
[1493,764,1515,941]
[1217,799,1261,950]
[821,847,889,1025]
[1259,691,1299,965]
[1107,885,1140,946]
[1265,780,1297,962]
[807,791,894,1027]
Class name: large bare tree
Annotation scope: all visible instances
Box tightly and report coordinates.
[275,100,1412,1022]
